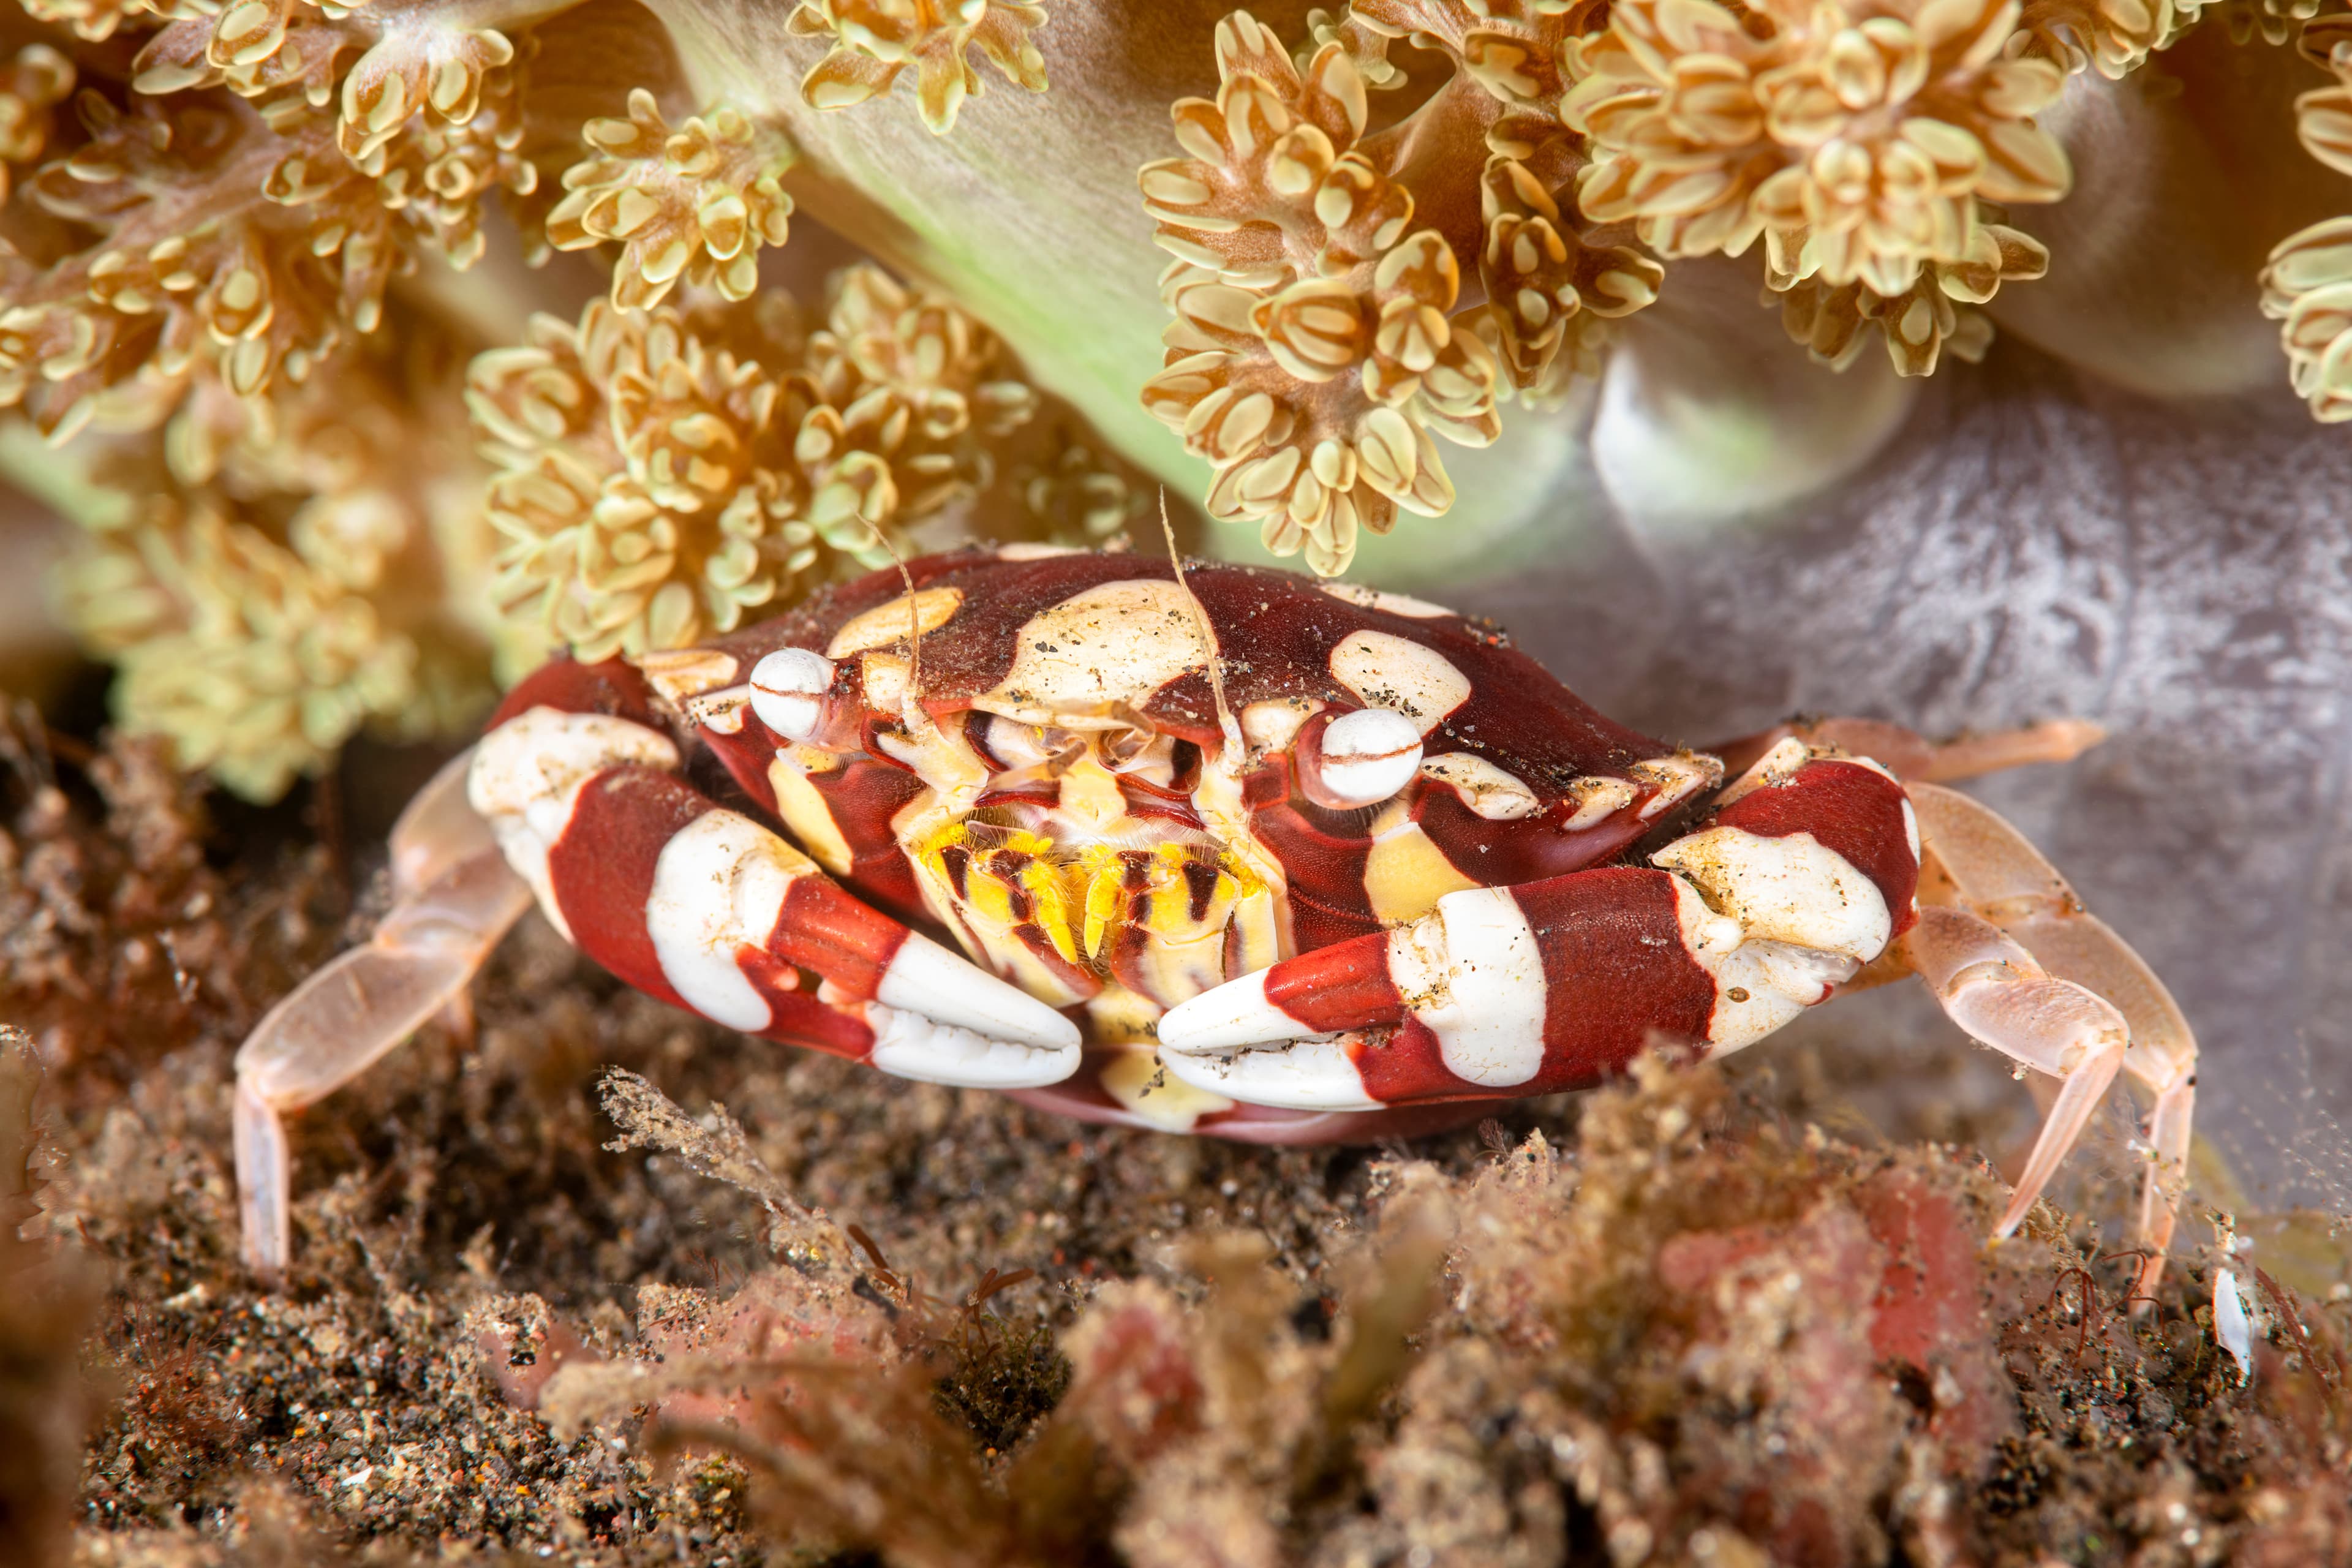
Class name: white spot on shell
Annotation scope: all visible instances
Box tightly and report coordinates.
[1240,697,1320,752]
[995,542,1087,560]
[469,709,680,822]
[1318,581,1457,619]
[1563,776,1640,831]
[1659,876,1857,1057]
[1630,751,1724,818]
[826,587,964,659]
[1714,736,1812,808]
[633,647,738,703]
[860,651,911,713]
[468,708,679,945]
[978,579,1212,726]
[682,685,750,734]
[1327,630,1471,732]
[1420,752,1539,820]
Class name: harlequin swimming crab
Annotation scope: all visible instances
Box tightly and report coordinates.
[233,545,2198,1291]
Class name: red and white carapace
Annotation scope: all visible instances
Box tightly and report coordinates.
[233,546,2198,1291]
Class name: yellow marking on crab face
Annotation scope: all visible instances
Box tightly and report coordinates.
[1017,856,1082,965]
[1057,753,1129,834]
[767,754,856,877]
[826,587,965,659]
[915,819,970,858]
[1363,801,1480,924]
[965,863,1021,932]
[907,845,1096,1009]
[1187,737,1293,954]
[913,820,1096,978]
[1166,853,1260,1000]
[1101,1048,1235,1131]
[1080,843,1128,960]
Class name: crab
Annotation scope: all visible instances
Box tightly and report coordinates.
[232,545,2198,1292]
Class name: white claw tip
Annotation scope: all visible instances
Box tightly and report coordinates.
[749,647,838,742]
[876,935,1082,1052]
[1157,973,1300,1055]
[865,1004,1080,1089]
[1314,707,1423,806]
[2214,1268,2254,1385]
[1156,1037,1383,1112]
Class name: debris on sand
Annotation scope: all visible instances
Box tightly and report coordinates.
[7,747,2351,1566]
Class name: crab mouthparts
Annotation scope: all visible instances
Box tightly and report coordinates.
[914,812,1283,1018]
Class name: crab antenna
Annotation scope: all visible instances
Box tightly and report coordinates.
[863,519,934,737]
[1159,489,1242,758]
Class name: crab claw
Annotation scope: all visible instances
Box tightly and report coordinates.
[1156,1033,1387,1110]
[847,925,1084,1081]
[1155,930,1411,1109]
[532,775,1082,1084]
[864,1002,1083,1088]
[1158,885,1549,1109]
[1156,937,1405,1054]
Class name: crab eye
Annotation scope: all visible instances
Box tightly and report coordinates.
[1306,707,1423,807]
[748,648,839,742]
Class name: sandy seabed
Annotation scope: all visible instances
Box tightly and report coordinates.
[4,730,2350,1568]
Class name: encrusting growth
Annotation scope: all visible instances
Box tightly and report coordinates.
[1143,0,2352,560]
[46,325,508,801]
[1139,2,2075,571]
[546,88,796,311]
[788,0,1050,134]
[0,0,1097,797]
[470,266,1042,662]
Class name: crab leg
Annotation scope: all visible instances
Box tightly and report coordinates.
[1902,782,2196,1296]
[235,748,535,1275]
[1901,905,2129,1225]
[467,660,1080,1079]
[1714,715,2106,786]
[1160,742,1921,1107]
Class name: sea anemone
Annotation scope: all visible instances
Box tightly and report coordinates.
[0,0,2345,791]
